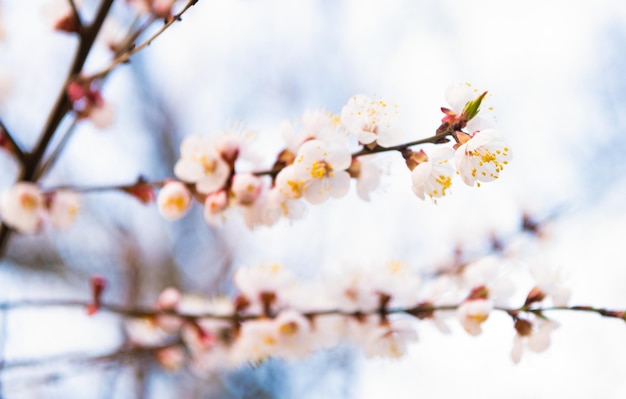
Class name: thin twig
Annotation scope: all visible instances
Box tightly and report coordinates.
[34,119,78,180]
[0,341,180,371]
[40,130,454,194]
[84,0,200,82]
[0,118,25,164]
[0,299,623,324]
[67,0,83,29]
[0,0,115,256]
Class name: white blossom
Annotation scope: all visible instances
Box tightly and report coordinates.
[157,181,192,221]
[234,264,297,312]
[47,190,80,229]
[457,299,493,336]
[231,173,263,206]
[350,157,381,201]
[529,261,571,307]
[341,95,399,147]
[363,319,418,359]
[264,187,306,224]
[174,135,230,194]
[444,83,494,132]
[293,139,351,204]
[511,318,559,364]
[411,147,455,201]
[0,183,45,234]
[454,129,511,186]
[282,109,345,153]
[203,190,229,226]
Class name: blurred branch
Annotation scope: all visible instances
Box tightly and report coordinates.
[67,0,82,29]
[0,118,25,164]
[1,298,624,323]
[0,341,180,372]
[84,0,201,82]
[0,0,115,256]
[34,119,78,180]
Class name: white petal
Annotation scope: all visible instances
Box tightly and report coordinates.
[304,179,330,204]
[329,171,350,198]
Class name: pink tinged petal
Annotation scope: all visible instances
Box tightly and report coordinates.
[411,161,433,200]
[157,182,192,221]
[329,171,350,198]
[48,190,81,229]
[511,334,524,364]
[528,331,551,353]
[174,159,204,182]
[356,131,377,145]
[0,183,44,234]
[303,179,330,204]
[375,128,400,148]
[298,139,326,161]
[325,145,351,171]
[356,161,381,201]
[466,115,494,132]
[445,83,475,113]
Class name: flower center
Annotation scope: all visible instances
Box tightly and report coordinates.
[310,160,333,179]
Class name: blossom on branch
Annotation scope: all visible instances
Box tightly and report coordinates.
[441,83,494,133]
[511,317,559,363]
[174,135,230,194]
[457,298,493,336]
[341,95,399,148]
[454,129,511,187]
[157,181,192,221]
[293,139,352,204]
[0,183,45,234]
[410,147,455,202]
[47,189,80,229]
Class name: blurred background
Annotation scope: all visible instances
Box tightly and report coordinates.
[1,0,626,397]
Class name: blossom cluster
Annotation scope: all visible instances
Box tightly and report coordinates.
[156,84,512,226]
[0,84,511,233]
[124,256,568,373]
[0,183,79,233]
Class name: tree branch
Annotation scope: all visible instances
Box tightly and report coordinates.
[0,0,115,256]
[84,0,200,82]
[0,118,25,164]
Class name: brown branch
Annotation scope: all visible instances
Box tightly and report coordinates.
[84,0,200,82]
[1,298,623,324]
[0,0,115,256]
[0,341,180,371]
[67,0,83,29]
[39,130,455,194]
[0,118,25,164]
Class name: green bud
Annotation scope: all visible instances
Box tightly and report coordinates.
[462,91,488,121]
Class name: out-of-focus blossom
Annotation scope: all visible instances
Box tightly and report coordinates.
[348,157,381,201]
[203,189,228,226]
[47,189,80,229]
[174,135,230,194]
[66,81,114,129]
[363,319,418,359]
[528,261,571,307]
[341,95,399,147]
[457,299,493,336]
[157,181,192,221]
[231,173,263,206]
[511,317,559,363]
[0,183,45,234]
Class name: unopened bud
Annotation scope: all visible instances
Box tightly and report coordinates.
[514,318,533,336]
